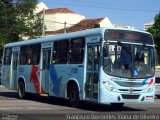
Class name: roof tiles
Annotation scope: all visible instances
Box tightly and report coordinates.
[39,8,75,14]
[46,18,104,35]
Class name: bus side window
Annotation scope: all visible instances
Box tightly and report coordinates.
[29,44,40,65]
[70,38,84,64]
[103,44,113,73]
[53,40,69,64]
[3,48,12,65]
[20,44,40,65]
[94,45,100,71]
[20,45,29,65]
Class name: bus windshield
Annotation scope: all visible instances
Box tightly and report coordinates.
[103,42,155,78]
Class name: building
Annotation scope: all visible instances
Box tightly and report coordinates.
[114,24,134,29]
[144,22,154,31]
[36,2,114,36]
[39,8,86,32]
[34,2,48,14]
[35,2,114,36]
[46,17,113,35]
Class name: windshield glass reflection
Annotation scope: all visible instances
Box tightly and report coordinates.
[103,42,154,78]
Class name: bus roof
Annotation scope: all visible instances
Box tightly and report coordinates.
[5,27,152,48]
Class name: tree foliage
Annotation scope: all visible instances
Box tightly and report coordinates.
[0,0,42,56]
[147,12,160,63]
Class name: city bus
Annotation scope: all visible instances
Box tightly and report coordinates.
[155,50,160,98]
[155,66,160,98]
[1,27,155,108]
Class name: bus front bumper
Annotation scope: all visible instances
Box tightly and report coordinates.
[155,85,160,96]
[99,88,155,104]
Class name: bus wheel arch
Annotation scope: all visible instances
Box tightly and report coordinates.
[67,80,80,107]
[18,77,26,99]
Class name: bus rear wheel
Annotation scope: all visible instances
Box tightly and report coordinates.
[69,84,80,108]
[18,81,25,99]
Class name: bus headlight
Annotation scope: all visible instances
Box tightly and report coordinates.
[102,81,114,91]
[147,85,154,92]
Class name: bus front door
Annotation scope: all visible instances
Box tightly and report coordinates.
[41,48,51,94]
[11,51,19,90]
[86,44,100,100]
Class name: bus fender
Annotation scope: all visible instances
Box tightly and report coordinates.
[66,79,81,98]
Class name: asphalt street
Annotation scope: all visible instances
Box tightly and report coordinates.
[0,85,160,120]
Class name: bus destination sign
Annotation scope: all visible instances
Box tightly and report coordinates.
[104,30,153,44]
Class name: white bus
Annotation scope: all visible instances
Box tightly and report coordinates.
[1,27,155,107]
[155,66,160,98]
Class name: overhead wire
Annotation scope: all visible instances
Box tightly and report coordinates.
[42,1,159,13]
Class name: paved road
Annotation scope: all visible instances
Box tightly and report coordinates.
[0,85,160,120]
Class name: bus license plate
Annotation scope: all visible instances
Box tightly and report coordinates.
[156,86,160,93]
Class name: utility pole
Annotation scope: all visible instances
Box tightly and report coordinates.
[42,8,45,37]
[64,22,67,34]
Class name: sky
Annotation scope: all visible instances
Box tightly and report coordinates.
[38,0,160,30]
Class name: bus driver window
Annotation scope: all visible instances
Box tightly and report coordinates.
[103,45,112,73]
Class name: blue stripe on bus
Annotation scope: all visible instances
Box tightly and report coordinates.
[50,64,62,96]
[143,78,148,85]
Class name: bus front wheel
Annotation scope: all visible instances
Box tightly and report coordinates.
[69,84,80,108]
[18,81,25,99]
[156,95,160,99]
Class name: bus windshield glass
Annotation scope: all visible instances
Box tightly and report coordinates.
[103,43,155,79]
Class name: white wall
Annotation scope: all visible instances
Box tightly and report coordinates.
[45,13,85,31]
[34,2,48,14]
[99,17,113,27]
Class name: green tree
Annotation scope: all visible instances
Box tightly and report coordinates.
[0,0,42,56]
[147,12,160,63]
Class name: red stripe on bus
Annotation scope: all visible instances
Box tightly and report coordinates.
[30,65,45,93]
[148,78,153,85]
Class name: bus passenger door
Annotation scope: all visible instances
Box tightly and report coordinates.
[41,48,51,94]
[11,51,19,90]
[85,44,101,100]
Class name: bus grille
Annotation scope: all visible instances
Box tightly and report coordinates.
[119,89,142,92]
[155,77,160,83]
[115,81,144,87]
[121,94,140,99]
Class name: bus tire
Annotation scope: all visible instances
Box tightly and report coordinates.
[18,81,25,99]
[156,95,160,99]
[111,103,124,108]
[69,84,80,108]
